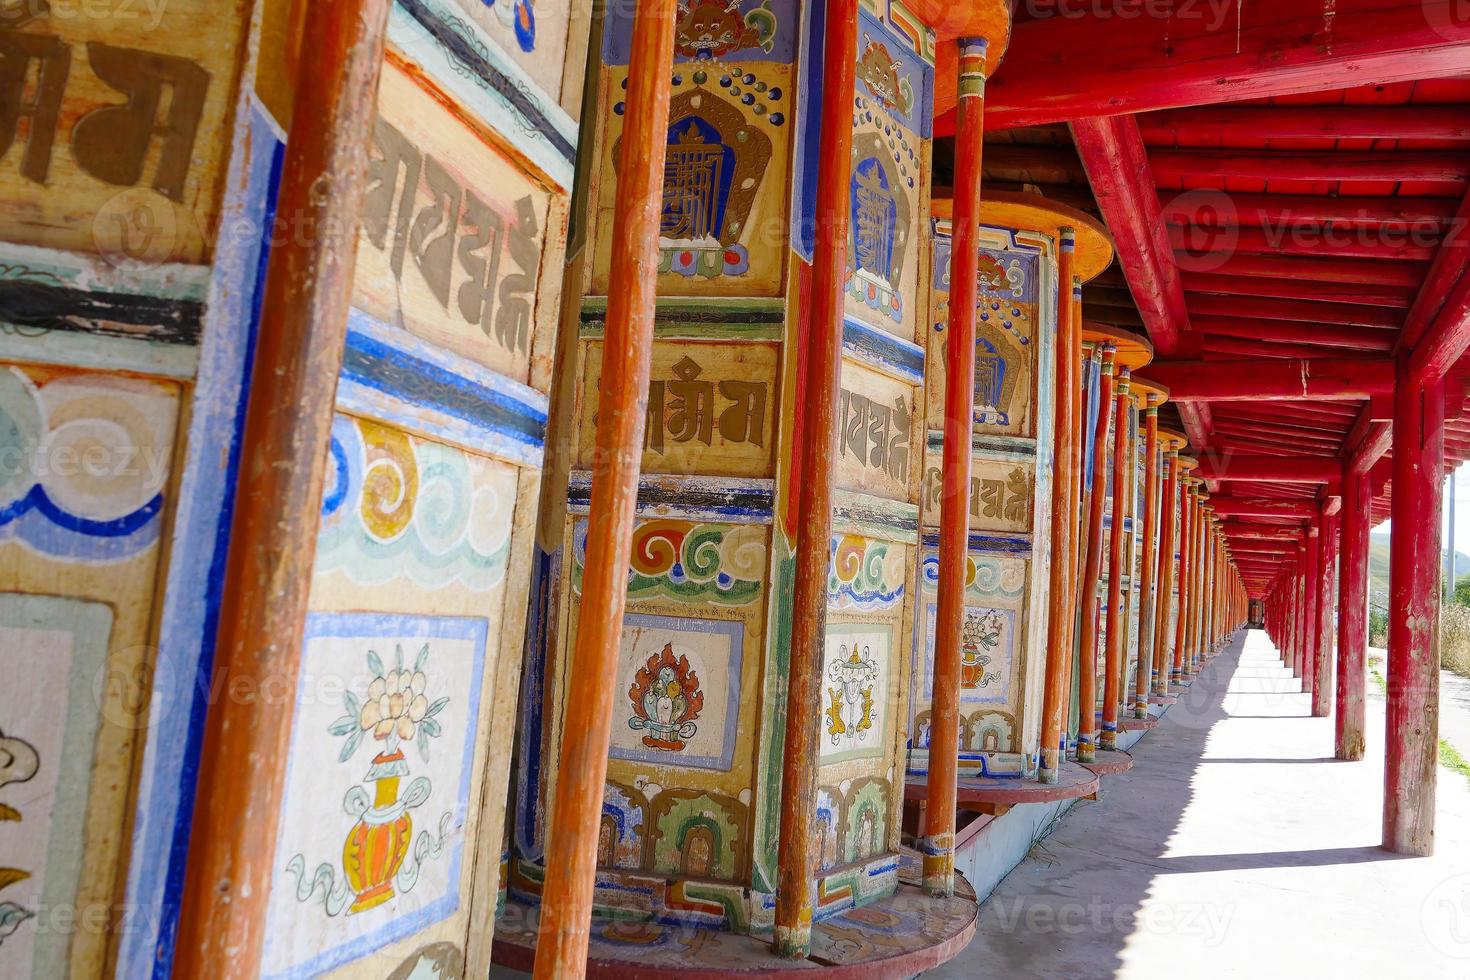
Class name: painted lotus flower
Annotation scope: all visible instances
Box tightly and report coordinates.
[329,644,448,762]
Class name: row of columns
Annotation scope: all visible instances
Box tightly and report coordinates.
[1049,329,1247,771]
[1260,368,1439,856]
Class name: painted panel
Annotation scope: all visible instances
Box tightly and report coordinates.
[610,612,744,772]
[819,622,893,766]
[590,60,794,296]
[318,415,516,591]
[354,61,553,383]
[262,612,489,980]
[833,361,914,502]
[577,341,778,478]
[0,2,249,264]
[0,594,112,980]
[842,12,931,344]
[926,224,1042,439]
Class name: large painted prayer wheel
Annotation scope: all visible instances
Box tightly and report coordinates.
[907,193,1111,782]
[0,0,593,976]
[510,0,964,939]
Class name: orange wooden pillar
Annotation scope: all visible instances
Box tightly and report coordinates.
[1337,465,1371,760]
[1152,435,1183,697]
[172,3,391,974]
[1301,520,1320,689]
[1385,368,1444,856]
[532,3,678,975]
[1131,382,1166,718]
[1075,343,1115,763]
[1172,462,1198,683]
[923,34,990,898]
[774,0,859,955]
[1040,250,1080,782]
[1187,490,1208,676]
[1099,370,1132,750]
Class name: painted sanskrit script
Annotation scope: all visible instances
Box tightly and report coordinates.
[924,465,1031,525]
[0,31,209,199]
[839,389,910,484]
[645,356,767,455]
[362,117,540,358]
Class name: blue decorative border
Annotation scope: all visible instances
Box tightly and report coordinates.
[842,315,924,385]
[609,612,744,772]
[262,611,490,980]
[120,99,284,980]
[339,308,548,467]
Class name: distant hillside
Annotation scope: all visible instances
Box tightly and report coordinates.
[1368,530,1470,612]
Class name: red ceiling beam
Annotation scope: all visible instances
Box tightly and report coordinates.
[1141,357,1394,401]
[1181,273,1416,309]
[1201,255,1426,288]
[1199,337,1379,360]
[1162,193,1459,231]
[1195,316,1396,352]
[1188,295,1402,330]
[1171,225,1438,262]
[944,0,1470,131]
[1071,114,1212,450]
[1151,150,1470,185]
[1196,454,1342,483]
[1410,267,1470,383]
[1400,187,1470,354]
[1139,105,1470,144]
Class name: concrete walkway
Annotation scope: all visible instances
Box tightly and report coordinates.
[928,630,1470,979]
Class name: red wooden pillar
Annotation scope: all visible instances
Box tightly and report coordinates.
[1301,523,1320,684]
[1077,345,1116,763]
[1337,466,1370,760]
[534,3,678,974]
[1134,402,1161,717]
[1041,246,1080,782]
[775,0,859,955]
[173,2,391,974]
[1385,365,1444,856]
[1313,507,1338,717]
[923,35,989,898]
[1099,370,1131,750]
[1153,447,1180,696]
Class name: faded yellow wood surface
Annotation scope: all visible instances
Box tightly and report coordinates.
[0,1,251,264]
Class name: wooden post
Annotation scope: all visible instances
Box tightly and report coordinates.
[1119,391,1142,707]
[1077,347,1116,762]
[172,2,391,974]
[1153,448,1179,696]
[1171,475,1193,683]
[775,0,858,955]
[1041,246,1080,782]
[1133,404,1160,717]
[1302,520,1320,691]
[923,35,988,898]
[1313,508,1338,717]
[532,3,678,975]
[1385,363,1443,856]
[1337,467,1370,760]
[1099,369,1131,750]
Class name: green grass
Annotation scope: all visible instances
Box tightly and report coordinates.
[1440,738,1470,791]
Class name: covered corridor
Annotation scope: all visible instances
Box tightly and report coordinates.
[933,630,1470,978]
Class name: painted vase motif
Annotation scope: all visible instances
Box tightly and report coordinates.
[286,644,451,918]
[959,609,1002,690]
